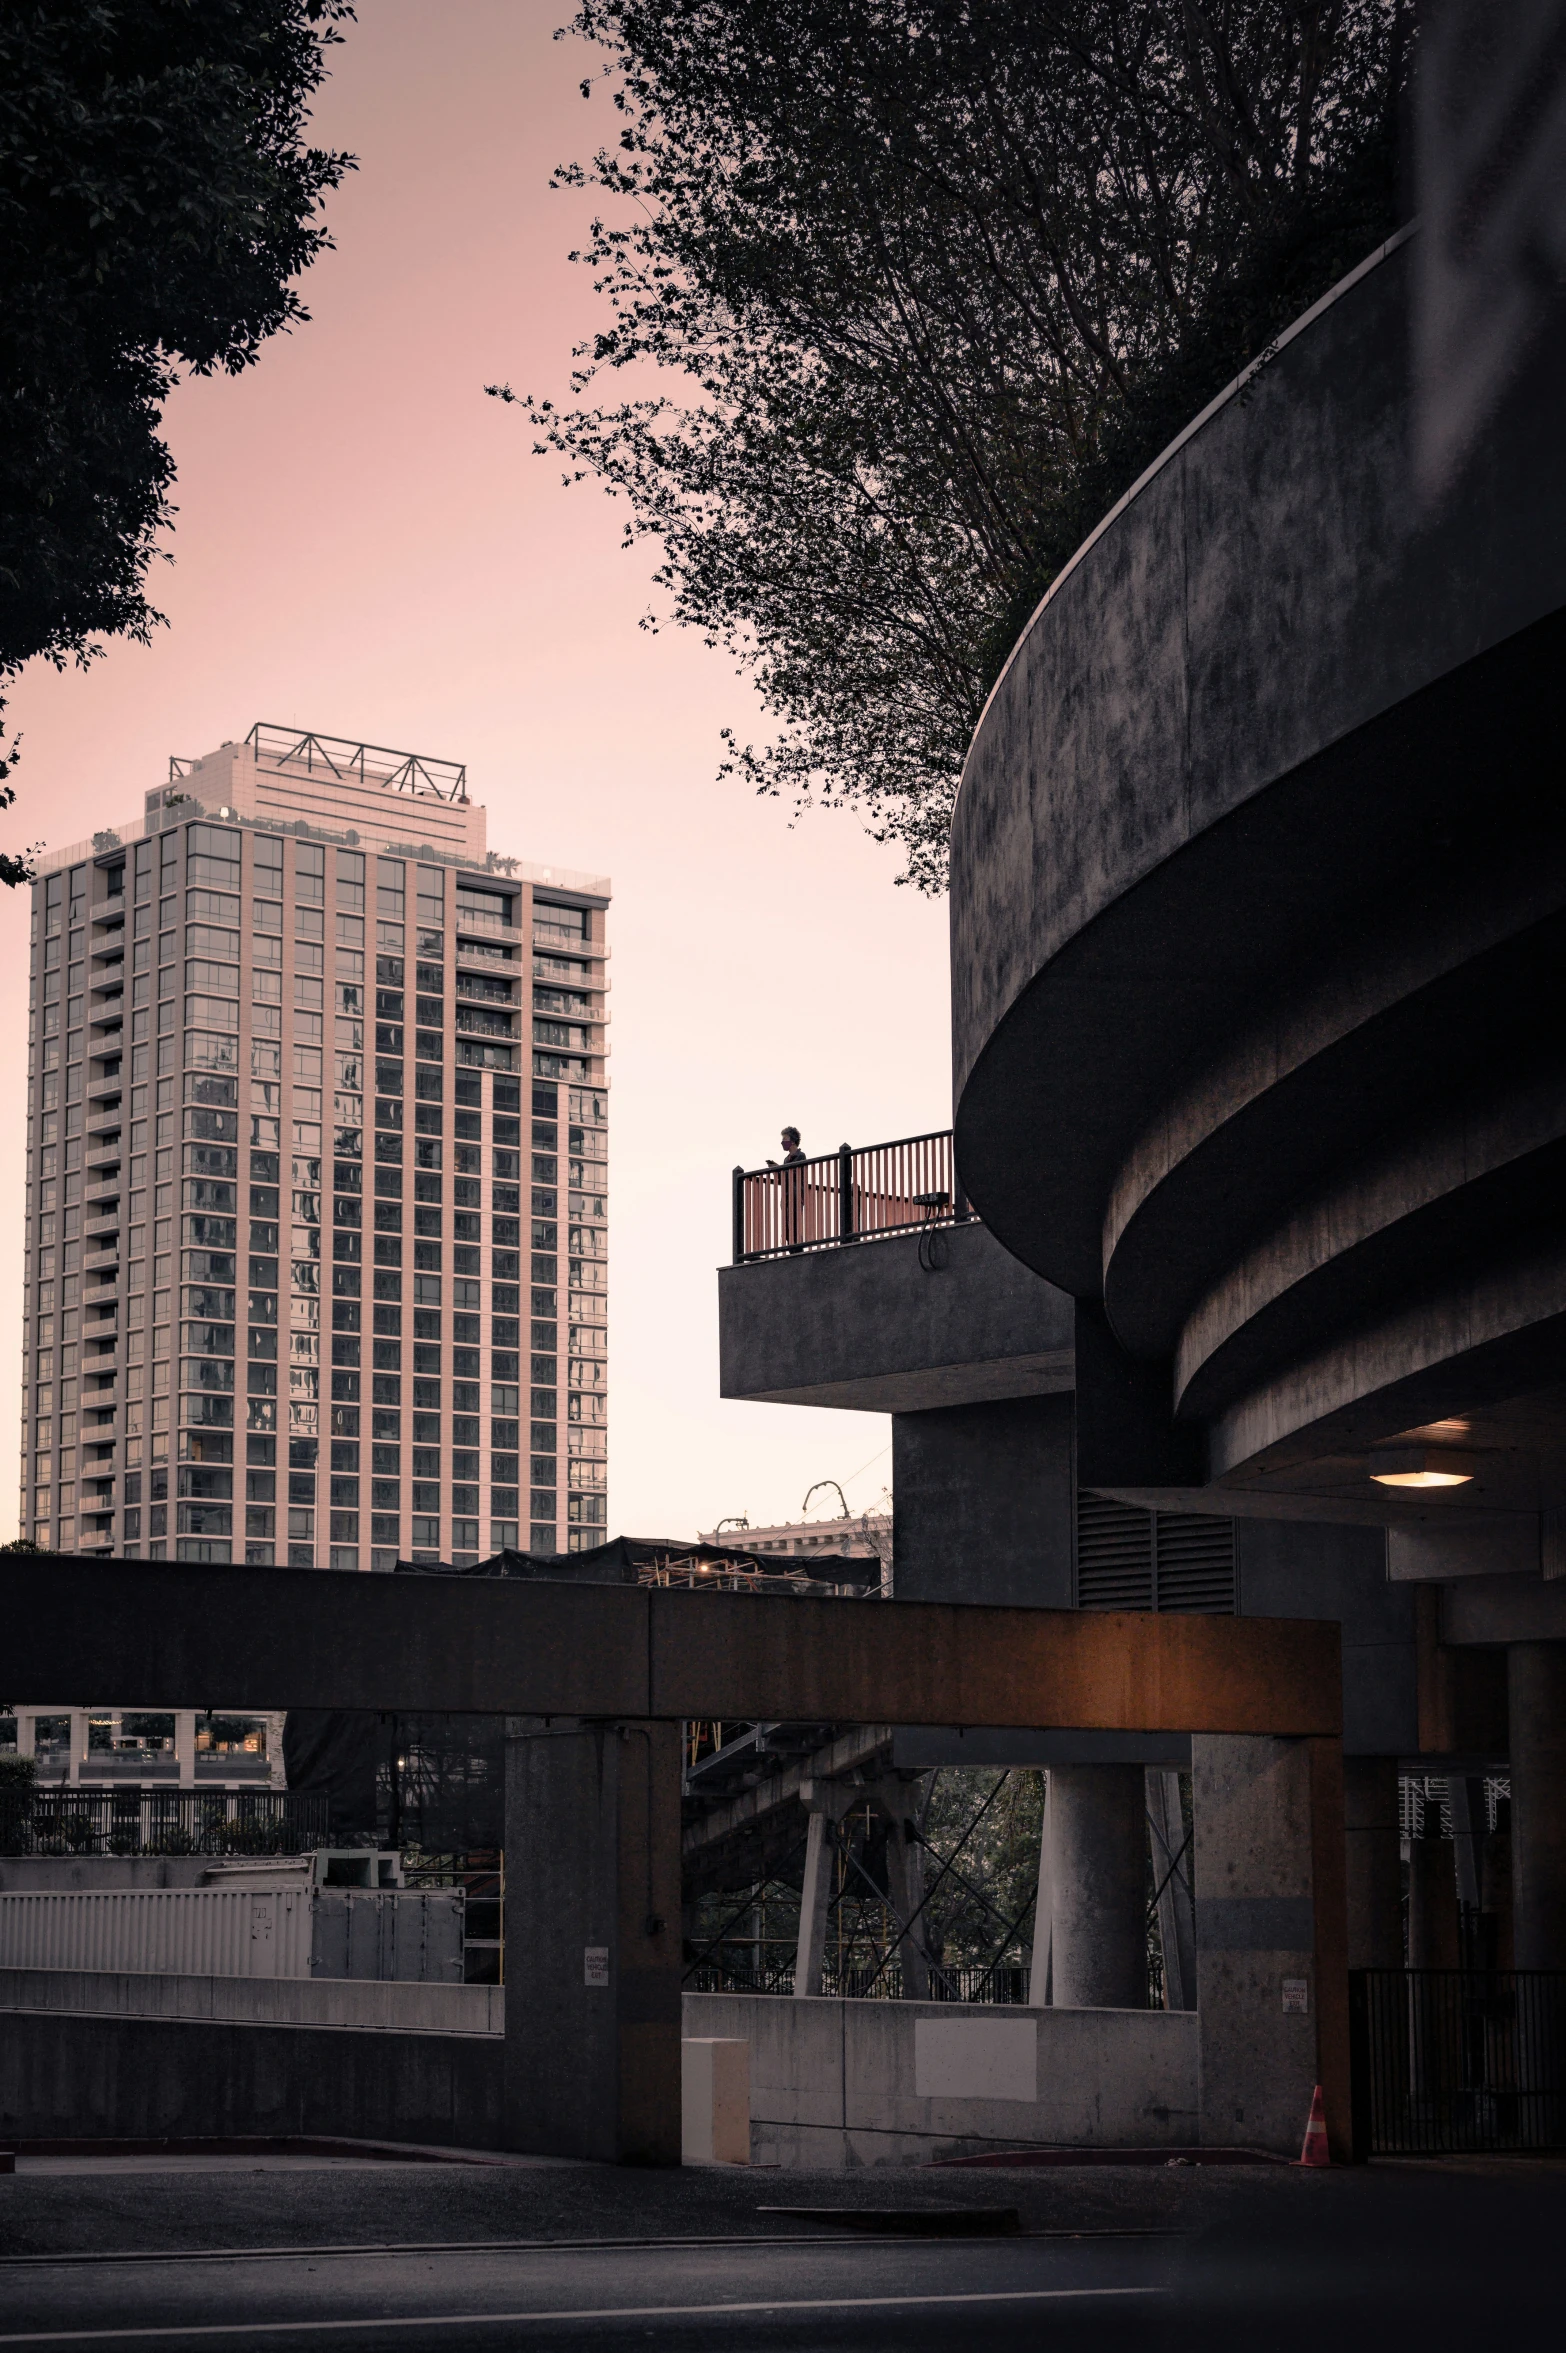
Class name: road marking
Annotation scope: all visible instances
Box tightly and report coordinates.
[0,2284,1164,2343]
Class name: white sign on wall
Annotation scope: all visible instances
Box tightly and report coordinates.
[584,1946,609,1987]
[914,2016,1037,2102]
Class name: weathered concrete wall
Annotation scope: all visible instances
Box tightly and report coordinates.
[719,1221,1073,1412]
[683,1991,1198,2167]
[1192,1736,1320,2155]
[0,1966,502,2036]
[945,220,1566,1518]
[1237,1521,1415,1757]
[503,1719,683,2165]
[0,2010,503,2147]
[892,1394,1074,1607]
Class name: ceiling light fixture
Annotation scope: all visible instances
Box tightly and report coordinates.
[1369,1446,1475,1489]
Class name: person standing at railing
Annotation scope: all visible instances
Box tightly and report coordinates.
[766,1127,807,1250]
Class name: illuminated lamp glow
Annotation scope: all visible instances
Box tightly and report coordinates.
[1369,1446,1475,1488]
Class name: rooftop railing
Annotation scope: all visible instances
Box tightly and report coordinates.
[732,1129,973,1264]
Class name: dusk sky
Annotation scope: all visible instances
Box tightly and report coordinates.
[0,1,952,1542]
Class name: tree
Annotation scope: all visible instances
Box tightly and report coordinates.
[502,1,1410,889]
[0,0,355,882]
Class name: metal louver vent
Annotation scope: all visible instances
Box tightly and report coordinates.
[1075,1492,1153,1610]
[1154,1513,1237,1612]
[1076,1491,1235,1614]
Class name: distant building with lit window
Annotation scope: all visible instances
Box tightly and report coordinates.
[20,723,610,1572]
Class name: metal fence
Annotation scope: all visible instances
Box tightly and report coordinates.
[733,1130,973,1263]
[1350,1969,1566,2155]
[0,1789,327,1858]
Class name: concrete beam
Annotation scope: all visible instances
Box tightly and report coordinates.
[0,1558,1345,1738]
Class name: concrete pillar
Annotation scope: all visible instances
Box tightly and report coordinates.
[1407,1821,1459,1968]
[793,1779,856,1998]
[1342,1757,1402,1969]
[1147,1769,1196,2009]
[1047,1764,1147,2009]
[873,1777,930,2000]
[1508,1643,1566,1970]
[175,1711,196,1790]
[1448,1774,1485,1912]
[502,1716,682,2163]
[67,1709,86,1787]
[1027,1777,1052,2005]
[1482,1800,1514,1970]
[1191,1734,1349,2158]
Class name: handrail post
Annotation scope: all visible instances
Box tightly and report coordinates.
[732,1165,746,1264]
[839,1144,854,1242]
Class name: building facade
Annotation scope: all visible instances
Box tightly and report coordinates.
[20,723,610,1570]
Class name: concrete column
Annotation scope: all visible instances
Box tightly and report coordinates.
[1047,1764,1147,2009]
[1446,1773,1486,1920]
[793,1779,856,1998]
[1027,1777,1052,2005]
[1147,1769,1196,2009]
[873,1777,930,2000]
[1508,1643,1566,1971]
[175,1711,196,1790]
[1342,1757,1403,1969]
[1407,1821,1459,1968]
[1482,1800,1514,1970]
[66,1710,86,1786]
[1192,1735,1347,2158]
[502,1716,682,2163]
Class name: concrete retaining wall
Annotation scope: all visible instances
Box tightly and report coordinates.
[0,2007,504,2148]
[683,1991,1198,2166]
[0,1967,501,2036]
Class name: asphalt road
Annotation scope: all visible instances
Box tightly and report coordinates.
[0,2157,1561,2352]
[0,2232,1176,2352]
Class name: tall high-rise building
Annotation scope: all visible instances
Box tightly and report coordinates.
[20,724,610,1570]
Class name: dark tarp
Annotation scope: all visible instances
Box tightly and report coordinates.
[390,1534,882,1588]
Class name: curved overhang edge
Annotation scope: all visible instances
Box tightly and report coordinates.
[949,222,1419,831]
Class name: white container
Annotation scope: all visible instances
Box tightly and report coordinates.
[0,1886,463,1983]
[0,1887,311,1978]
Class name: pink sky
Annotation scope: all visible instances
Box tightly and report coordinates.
[0,1,953,1542]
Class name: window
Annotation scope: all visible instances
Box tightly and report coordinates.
[336,850,366,911]
[532,898,587,943]
[456,884,515,934]
[294,843,326,904]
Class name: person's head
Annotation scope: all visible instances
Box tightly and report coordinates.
[781,1126,800,1151]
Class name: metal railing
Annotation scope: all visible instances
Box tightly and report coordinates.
[0,1789,327,1858]
[1350,1969,1566,2154]
[247,723,468,803]
[732,1130,972,1263]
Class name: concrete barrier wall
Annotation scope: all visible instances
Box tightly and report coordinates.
[0,1967,502,2036]
[684,1992,1199,2166]
[0,2009,503,2149]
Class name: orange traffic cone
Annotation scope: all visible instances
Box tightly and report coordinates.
[1293,2083,1329,2167]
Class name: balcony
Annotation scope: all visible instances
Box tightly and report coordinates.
[720,1128,1073,1415]
[731,1129,971,1264]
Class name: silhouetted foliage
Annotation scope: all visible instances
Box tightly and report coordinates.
[0,0,355,880]
[503,0,1410,887]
